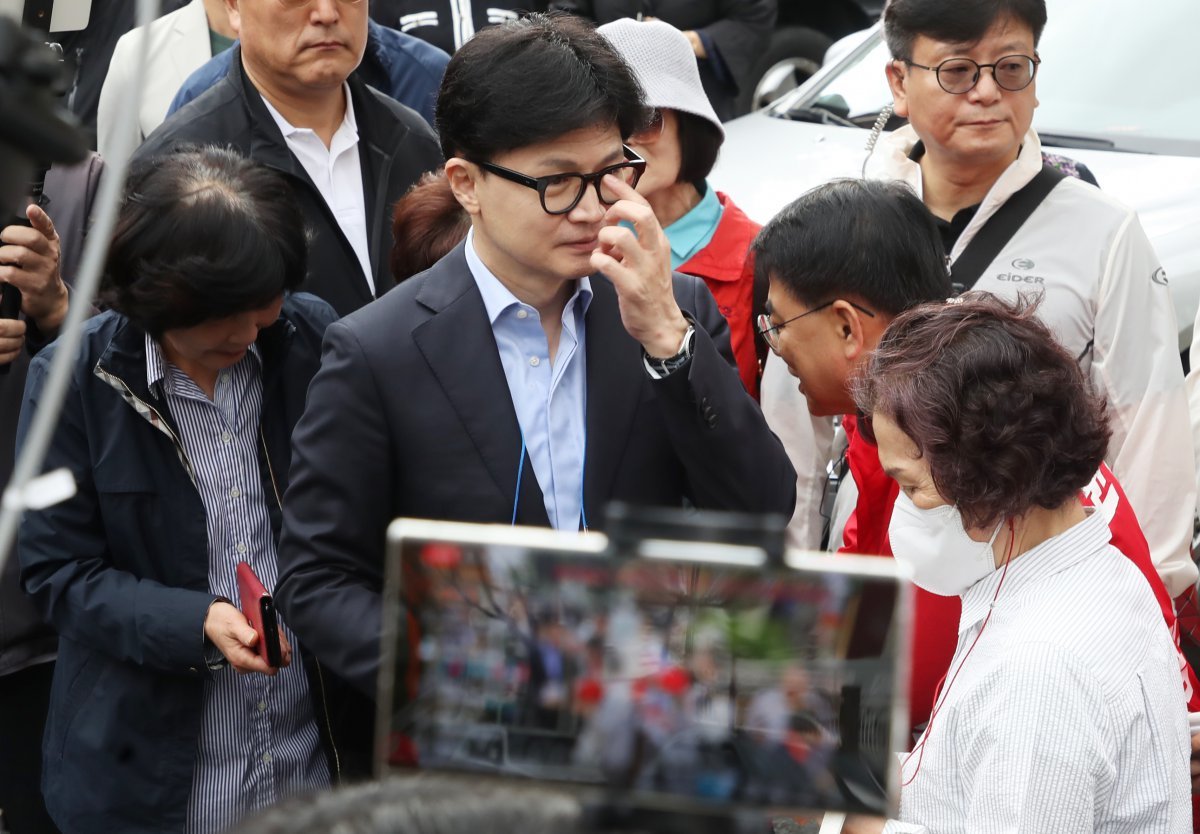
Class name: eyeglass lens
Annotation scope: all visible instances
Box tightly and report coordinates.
[634,109,665,139]
[542,165,640,213]
[937,55,1035,94]
[756,313,779,352]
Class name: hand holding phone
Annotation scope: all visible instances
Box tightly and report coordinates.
[236,562,284,668]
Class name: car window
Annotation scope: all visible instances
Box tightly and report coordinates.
[788,0,1200,157]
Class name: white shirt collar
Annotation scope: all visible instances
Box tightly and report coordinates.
[960,508,1110,633]
[259,82,359,151]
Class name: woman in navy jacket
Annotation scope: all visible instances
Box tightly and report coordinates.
[16,149,337,834]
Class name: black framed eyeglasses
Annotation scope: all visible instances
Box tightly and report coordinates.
[476,146,647,215]
[756,299,876,354]
[905,54,1039,95]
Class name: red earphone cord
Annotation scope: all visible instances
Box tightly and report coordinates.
[901,517,1017,786]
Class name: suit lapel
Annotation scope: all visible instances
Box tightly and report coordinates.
[583,275,644,527]
[412,245,550,527]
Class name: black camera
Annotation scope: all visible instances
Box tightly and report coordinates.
[0,3,89,365]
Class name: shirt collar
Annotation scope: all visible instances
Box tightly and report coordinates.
[259,82,359,146]
[145,333,262,396]
[664,180,722,268]
[464,227,593,325]
[960,508,1111,633]
[145,333,167,393]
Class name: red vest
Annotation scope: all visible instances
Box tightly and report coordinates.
[678,192,760,397]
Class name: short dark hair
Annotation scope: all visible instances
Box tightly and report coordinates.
[102,146,307,338]
[882,0,1048,62]
[434,13,649,162]
[674,111,723,186]
[390,169,471,282]
[231,776,582,834]
[752,179,950,317]
[853,293,1110,528]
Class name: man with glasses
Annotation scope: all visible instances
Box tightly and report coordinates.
[135,0,442,316]
[867,0,1198,619]
[273,14,795,748]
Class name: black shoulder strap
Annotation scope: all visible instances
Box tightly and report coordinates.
[949,164,1066,293]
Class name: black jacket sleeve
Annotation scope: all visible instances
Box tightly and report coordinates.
[17,354,217,675]
[695,0,777,94]
[657,274,795,515]
[275,320,394,697]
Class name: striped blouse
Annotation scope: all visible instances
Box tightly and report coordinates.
[146,337,330,834]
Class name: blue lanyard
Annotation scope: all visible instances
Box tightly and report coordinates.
[511,428,588,531]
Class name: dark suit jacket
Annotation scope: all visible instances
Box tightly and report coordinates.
[276,241,796,701]
[134,48,443,316]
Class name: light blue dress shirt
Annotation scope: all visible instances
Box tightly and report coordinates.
[465,230,592,530]
[664,181,724,270]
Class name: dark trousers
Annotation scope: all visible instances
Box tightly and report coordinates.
[0,662,59,834]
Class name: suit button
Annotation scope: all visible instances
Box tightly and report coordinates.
[706,413,719,429]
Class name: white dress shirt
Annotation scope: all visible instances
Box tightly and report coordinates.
[884,509,1190,834]
[260,85,375,294]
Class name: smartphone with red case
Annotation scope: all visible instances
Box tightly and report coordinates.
[236,561,283,668]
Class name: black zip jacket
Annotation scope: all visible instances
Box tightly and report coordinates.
[16,294,340,834]
[134,48,443,317]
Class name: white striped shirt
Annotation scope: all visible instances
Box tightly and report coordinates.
[146,338,329,834]
[885,509,1190,834]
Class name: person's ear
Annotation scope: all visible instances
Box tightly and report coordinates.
[224,0,241,34]
[886,59,910,120]
[832,300,871,361]
[444,158,482,217]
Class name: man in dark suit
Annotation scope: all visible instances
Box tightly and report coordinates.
[275,14,795,704]
[134,0,442,316]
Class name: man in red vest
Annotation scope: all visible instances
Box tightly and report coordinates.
[752,178,1200,738]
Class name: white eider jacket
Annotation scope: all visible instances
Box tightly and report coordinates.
[866,125,1198,599]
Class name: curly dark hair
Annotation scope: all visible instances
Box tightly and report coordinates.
[852,293,1110,528]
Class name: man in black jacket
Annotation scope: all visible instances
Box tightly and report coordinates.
[135,0,443,316]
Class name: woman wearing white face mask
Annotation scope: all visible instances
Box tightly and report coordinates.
[848,293,1191,834]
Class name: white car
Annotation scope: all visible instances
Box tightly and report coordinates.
[711,0,1200,356]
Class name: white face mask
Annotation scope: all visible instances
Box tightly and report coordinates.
[888,492,1004,597]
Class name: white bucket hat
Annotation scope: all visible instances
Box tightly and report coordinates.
[598,18,725,140]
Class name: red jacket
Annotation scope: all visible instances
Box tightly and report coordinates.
[839,415,1200,735]
[678,192,760,397]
